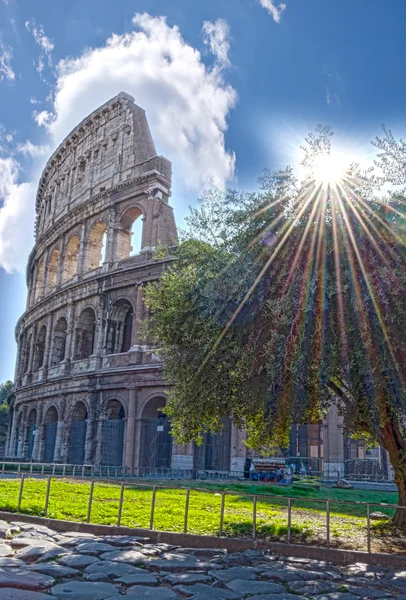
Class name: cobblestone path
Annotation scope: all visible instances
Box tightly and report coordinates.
[0,520,405,599]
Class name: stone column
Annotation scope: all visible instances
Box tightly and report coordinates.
[92,296,105,363]
[76,220,87,275]
[84,419,94,464]
[42,313,54,374]
[53,421,64,462]
[230,424,247,473]
[94,418,104,466]
[27,324,37,376]
[124,390,137,468]
[56,237,65,287]
[323,404,345,478]
[41,249,49,298]
[17,406,28,458]
[132,285,144,347]
[104,205,117,265]
[64,302,75,367]
[32,405,44,462]
[7,409,17,458]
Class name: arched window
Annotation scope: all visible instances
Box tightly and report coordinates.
[50,317,67,366]
[33,325,47,371]
[86,222,107,271]
[139,397,172,469]
[69,401,88,465]
[46,249,59,293]
[63,235,80,282]
[194,418,232,472]
[43,406,58,463]
[75,308,96,360]
[101,400,125,466]
[35,260,45,300]
[25,409,37,459]
[116,207,143,260]
[105,299,134,355]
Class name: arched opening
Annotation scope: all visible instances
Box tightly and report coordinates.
[68,401,88,465]
[116,207,143,260]
[105,299,134,355]
[63,235,80,282]
[194,418,232,472]
[35,260,45,300]
[86,222,107,271]
[43,406,58,463]
[33,326,47,371]
[23,334,32,374]
[25,409,37,459]
[50,317,67,366]
[75,308,96,360]
[101,400,125,466]
[140,397,172,469]
[46,249,59,293]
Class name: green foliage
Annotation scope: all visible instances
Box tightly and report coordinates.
[0,381,12,446]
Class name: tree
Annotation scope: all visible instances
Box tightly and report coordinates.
[0,381,12,449]
[144,127,406,527]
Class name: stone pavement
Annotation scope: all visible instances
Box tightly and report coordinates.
[0,520,405,599]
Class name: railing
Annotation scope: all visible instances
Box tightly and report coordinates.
[0,462,245,481]
[0,473,404,556]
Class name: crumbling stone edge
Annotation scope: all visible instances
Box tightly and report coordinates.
[0,510,404,569]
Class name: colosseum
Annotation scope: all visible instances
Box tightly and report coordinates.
[5,92,389,480]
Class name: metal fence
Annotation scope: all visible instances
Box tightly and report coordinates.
[1,473,404,556]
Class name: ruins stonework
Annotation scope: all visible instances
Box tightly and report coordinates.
[6,92,385,479]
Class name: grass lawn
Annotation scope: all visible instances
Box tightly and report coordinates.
[0,477,403,554]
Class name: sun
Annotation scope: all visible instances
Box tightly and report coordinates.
[313,152,348,187]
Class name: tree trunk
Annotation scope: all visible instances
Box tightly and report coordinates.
[377,417,406,530]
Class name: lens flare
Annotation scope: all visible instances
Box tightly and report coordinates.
[313,153,348,187]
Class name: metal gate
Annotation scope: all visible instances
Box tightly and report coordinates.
[194,419,232,471]
[101,419,124,466]
[142,417,172,468]
[69,420,87,465]
[43,422,57,463]
[27,425,35,459]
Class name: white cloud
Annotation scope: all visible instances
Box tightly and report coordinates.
[0,156,35,273]
[43,12,236,192]
[33,110,53,127]
[25,19,54,75]
[258,0,287,22]
[0,42,15,82]
[202,19,230,69]
[17,140,50,158]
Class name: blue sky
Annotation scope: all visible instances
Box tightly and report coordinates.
[0,0,406,382]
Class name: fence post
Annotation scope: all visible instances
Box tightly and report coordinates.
[17,474,25,512]
[82,466,85,478]
[63,464,66,477]
[44,477,52,516]
[150,486,156,530]
[287,498,292,543]
[219,492,226,537]
[367,503,371,553]
[253,495,257,540]
[184,489,191,534]
[41,464,44,475]
[326,500,330,549]
[30,463,33,475]
[117,483,125,527]
[87,480,95,523]
[1,463,4,477]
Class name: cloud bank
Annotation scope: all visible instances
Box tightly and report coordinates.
[0,13,237,273]
[258,0,287,22]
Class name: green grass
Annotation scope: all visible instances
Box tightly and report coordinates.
[0,477,401,552]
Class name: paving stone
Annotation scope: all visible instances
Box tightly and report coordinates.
[58,553,99,568]
[248,596,307,600]
[0,557,26,568]
[261,568,303,583]
[100,536,149,546]
[85,559,144,578]
[100,549,147,564]
[210,567,257,582]
[75,542,120,555]
[16,542,67,563]
[0,567,55,590]
[173,583,240,599]
[316,594,359,600]
[163,573,212,585]
[175,548,227,558]
[385,571,406,590]
[0,544,14,557]
[86,573,111,581]
[126,587,178,598]
[59,537,100,548]
[346,588,393,598]
[289,579,340,595]
[114,573,158,585]
[27,563,80,577]
[51,581,119,599]
[226,579,285,595]
[149,553,216,571]
[0,590,52,600]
